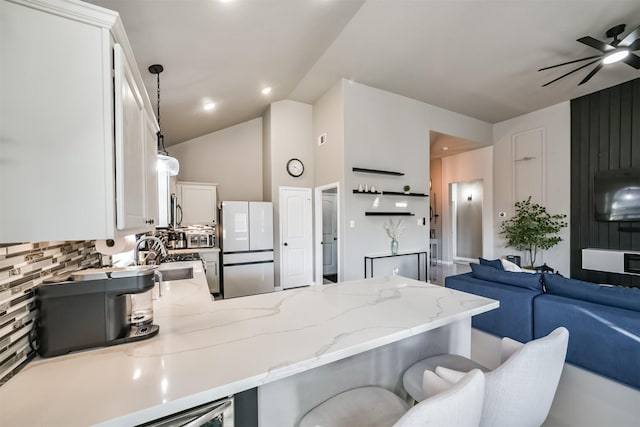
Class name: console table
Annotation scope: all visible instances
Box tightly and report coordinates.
[365,251,428,282]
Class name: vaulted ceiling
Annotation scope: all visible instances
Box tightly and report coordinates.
[88,0,640,146]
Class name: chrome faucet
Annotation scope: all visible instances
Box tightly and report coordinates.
[134,236,168,266]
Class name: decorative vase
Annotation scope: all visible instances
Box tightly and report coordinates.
[391,238,398,255]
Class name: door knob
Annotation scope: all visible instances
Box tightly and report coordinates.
[284,242,288,246]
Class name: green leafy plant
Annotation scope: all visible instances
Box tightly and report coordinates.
[500,196,567,267]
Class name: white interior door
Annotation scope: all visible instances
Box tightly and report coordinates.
[322,194,338,275]
[280,187,313,289]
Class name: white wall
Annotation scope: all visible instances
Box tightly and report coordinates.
[492,101,571,275]
[313,80,345,188]
[264,100,315,287]
[313,80,345,279]
[337,80,493,281]
[342,81,430,281]
[262,107,272,202]
[441,146,495,263]
[170,118,263,202]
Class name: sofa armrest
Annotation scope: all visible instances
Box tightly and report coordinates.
[446,273,542,342]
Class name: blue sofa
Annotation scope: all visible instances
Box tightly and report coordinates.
[446,263,640,390]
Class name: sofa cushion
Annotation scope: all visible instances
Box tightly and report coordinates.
[470,263,543,291]
[479,257,504,270]
[446,273,541,342]
[544,273,640,312]
[534,294,640,390]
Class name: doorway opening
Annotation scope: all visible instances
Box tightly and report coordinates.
[450,180,483,263]
[314,183,340,285]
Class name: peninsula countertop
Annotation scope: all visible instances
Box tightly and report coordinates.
[0,261,498,426]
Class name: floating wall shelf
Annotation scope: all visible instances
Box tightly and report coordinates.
[383,191,428,197]
[365,212,415,216]
[353,190,428,197]
[352,167,404,176]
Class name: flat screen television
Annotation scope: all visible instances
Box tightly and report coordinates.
[594,168,640,221]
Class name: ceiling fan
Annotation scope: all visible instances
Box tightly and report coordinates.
[539,24,640,87]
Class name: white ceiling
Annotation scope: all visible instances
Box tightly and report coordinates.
[88,0,640,147]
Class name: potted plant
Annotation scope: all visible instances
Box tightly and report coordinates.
[403,185,411,194]
[500,196,567,268]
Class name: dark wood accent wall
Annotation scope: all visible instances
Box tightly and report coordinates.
[570,77,640,287]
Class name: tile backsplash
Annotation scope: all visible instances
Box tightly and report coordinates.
[0,240,99,386]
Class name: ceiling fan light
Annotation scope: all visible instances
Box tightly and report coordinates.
[603,49,629,64]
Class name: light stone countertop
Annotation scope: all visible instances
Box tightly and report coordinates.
[0,261,497,426]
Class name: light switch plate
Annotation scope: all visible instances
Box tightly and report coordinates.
[349,220,355,228]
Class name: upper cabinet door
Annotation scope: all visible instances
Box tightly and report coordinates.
[177,183,218,225]
[0,1,158,242]
[114,44,147,231]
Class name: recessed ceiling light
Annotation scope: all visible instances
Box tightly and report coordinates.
[219,0,234,3]
[204,102,216,111]
[442,146,449,151]
[261,87,272,95]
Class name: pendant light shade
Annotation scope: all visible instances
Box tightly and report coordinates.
[149,63,180,176]
[157,154,180,176]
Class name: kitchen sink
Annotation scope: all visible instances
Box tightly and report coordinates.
[158,267,193,281]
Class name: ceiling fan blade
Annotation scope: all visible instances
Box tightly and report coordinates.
[626,39,640,51]
[578,63,604,85]
[542,59,601,87]
[620,24,640,47]
[577,36,615,52]
[622,53,640,69]
[538,55,602,71]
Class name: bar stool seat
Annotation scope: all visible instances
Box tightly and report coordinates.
[298,369,485,427]
[298,386,409,427]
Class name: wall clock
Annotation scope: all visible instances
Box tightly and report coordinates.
[286,158,304,177]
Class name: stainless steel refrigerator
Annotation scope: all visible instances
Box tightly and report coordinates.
[221,201,274,298]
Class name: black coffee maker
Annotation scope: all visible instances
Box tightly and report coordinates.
[36,266,160,357]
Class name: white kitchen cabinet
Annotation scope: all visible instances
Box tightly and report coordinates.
[177,182,218,225]
[0,0,158,242]
[144,99,160,228]
[199,250,220,294]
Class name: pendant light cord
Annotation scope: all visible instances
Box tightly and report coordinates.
[155,72,161,132]
[150,64,168,155]
[156,72,168,155]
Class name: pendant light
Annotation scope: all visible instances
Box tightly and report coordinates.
[149,64,180,176]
